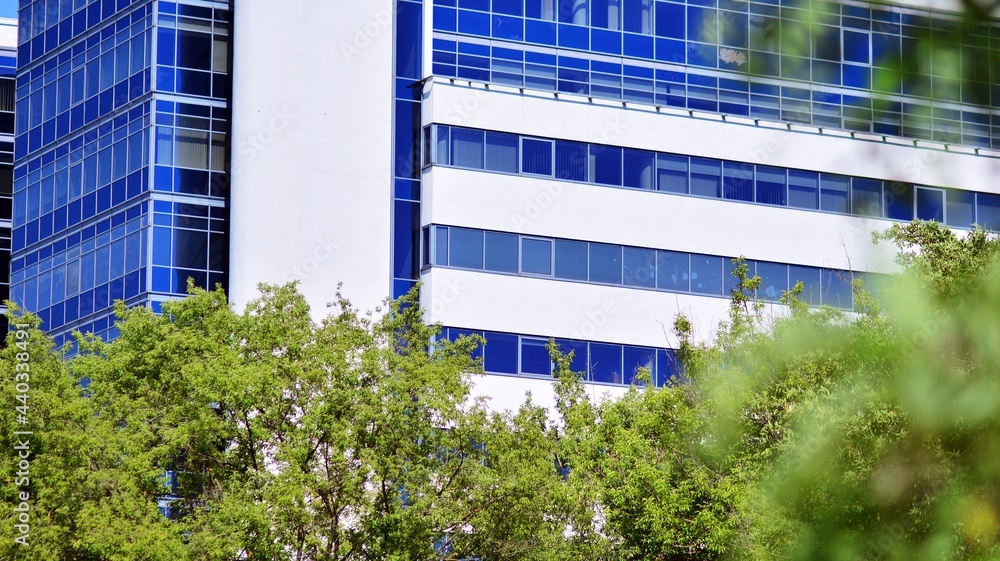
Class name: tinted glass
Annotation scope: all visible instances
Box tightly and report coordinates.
[555,140,588,181]
[485,231,519,273]
[916,187,944,222]
[484,332,518,374]
[522,138,553,175]
[884,181,914,220]
[590,343,623,384]
[756,166,787,206]
[946,189,974,228]
[449,228,484,269]
[690,254,723,295]
[623,148,655,189]
[485,131,519,172]
[589,243,623,284]
[690,157,721,198]
[657,153,688,194]
[820,174,850,213]
[522,238,553,274]
[521,337,552,375]
[623,247,656,287]
[555,239,588,280]
[656,250,689,291]
[788,169,819,209]
[591,145,623,186]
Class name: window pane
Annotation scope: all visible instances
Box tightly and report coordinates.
[589,243,623,284]
[789,265,822,305]
[522,238,553,275]
[175,129,209,169]
[591,145,623,186]
[623,0,652,34]
[756,166,787,206]
[946,189,974,228]
[449,228,484,269]
[657,153,688,194]
[522,138,553,175]
[820,173,850,213]
[447,328,484,359]
[451,127,485,169]
[592,0,620,30]
[485,131,518,173]
[852,178,883,217]
[623,246,655,287]
[590,343,623,384]
[977,193,1000,231]
[556,338,588,376]
[485,231,519,273]
[555,140,588,181]
[756,261,788,301]
[484,332,518,374]
[623,148,655,189]
[843,30,870,64]
[521,337,552,376]
[434,226,449,266]
[690,254,723,295]
[916,187,944,222]
[884,181,914,220]
[789,169,819,209]
[723,161,754,202]
[526,0,556,20]
[725,258,756,294]
[657,250,689,291]
[435,125,450,165]
[656,349,682,387]
[624,346,656,385]
[822,269,853,309]
[690,157,721,198]
[555,239,588,280]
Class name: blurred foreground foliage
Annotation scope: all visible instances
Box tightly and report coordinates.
[1,220,1000,560]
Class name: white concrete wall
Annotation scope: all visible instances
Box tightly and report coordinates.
[228,0,395,316]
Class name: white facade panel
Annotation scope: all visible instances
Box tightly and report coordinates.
[228,0,395,315]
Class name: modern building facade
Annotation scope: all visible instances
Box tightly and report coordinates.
[12,1,1000,406]
[0,18,16,338]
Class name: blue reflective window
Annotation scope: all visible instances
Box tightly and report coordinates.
[624,345,656,384]
[687,6,716,43]
[623,148,655,189]
[522,138,553,175]
[884,181,914,220]
[852,178,883,217]
[522,238,552,275]
[448,328,484,360]
[451,127,485,169]
[590,343,623,384]
[843,30,870,64]
[657,154,688,194]
[655,2,684,38]
[756,166,787,206]
[555,239,588,280]
[485,131,518,173]
[521,337,552,375]
[556,338,588,375]
[916,187,944,222]
[592,0,620,30]
[591,145,622,186]
[656,348,682,386]
[656,250,689,291]
[623,0,652,34]
[790,265,822,306]
[756,261,788,301]
[485,231,519,273]
[450,227,484,269]
[725,258,756,294]
[690,157,721,198]
[690,254,723,295]
[435,125,451,165]
[822,269,853,309]
[526,0,556,20]
[820,174,850,213]
[493,0,522,16]
[946,190,974,228]
[623,246,655,287]
[977,193,1000,230]
[723,161,754,202]
[589,243,622,284]
[555,140,588,181]
[484,331,518,374]
[788,169,819,210]
[435,226,449,266]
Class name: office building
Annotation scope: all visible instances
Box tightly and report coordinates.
[12,0,1000,407]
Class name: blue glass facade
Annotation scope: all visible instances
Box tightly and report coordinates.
[431,0,1000,149]
[0,48,16,337]
[11,0,231,349]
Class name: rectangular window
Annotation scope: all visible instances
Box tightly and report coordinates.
[788,169,819,210]
[522,238,553,275]
[522,138,553,175]
[656,250,689,291]
[946,190,974,228]
[526,0,556,20]
[556,338,589,376]
[656,154,688,194]
[725,258,755,294]
[590,145,623,186]
[916,187,944,222]
[755,261,788,301]
[521,337,552,375]
[485,231,519,273]
[592,0,621,30]
[589,243,623,284]
[690,254,723,295]
[485,131,518,173]
[822,269,853,309]
[623,0,652,34]
[690,157,721,198]
[789,265,822,306]
[624,346,656,385]
[449,227,484,269]
[756,166,787,206]
[723,161,754,202]
[590,343,623,384]
[623,246,655,287]
[555,239,588,280]
[555,140,588,181]
[623,148,655,189]
[884,181,914,220]
[820,173,850,213]
[852,178,883,217]
[451,127,485,169]
[976,193,1000,230]
[435,125,450,165]
[434,226,449,266]
[484,331,518,374]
